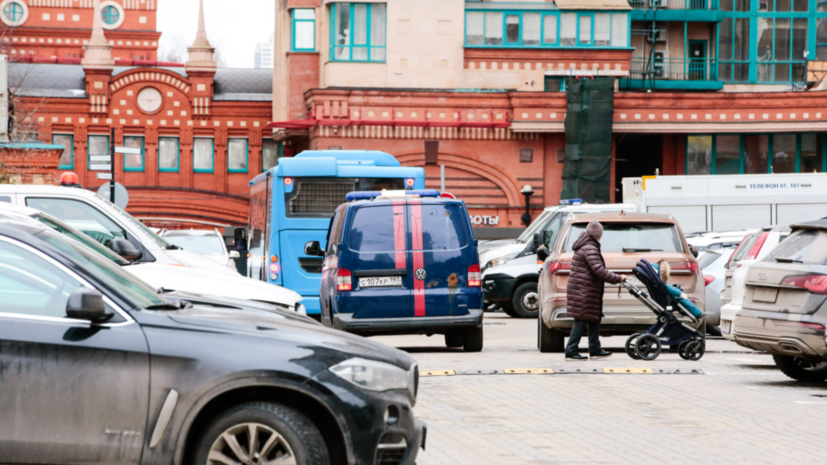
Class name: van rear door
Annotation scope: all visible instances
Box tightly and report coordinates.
[341,203,413,318]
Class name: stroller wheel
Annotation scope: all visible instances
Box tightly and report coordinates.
[679,338,705,361]
[635,334,662,361]
[625,334,642,360]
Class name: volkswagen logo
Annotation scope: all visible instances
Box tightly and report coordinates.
[415,268,427,280]
[614,259,633,267]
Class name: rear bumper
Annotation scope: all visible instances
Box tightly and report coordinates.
[733,311,827,359]
[719,303,741,341]
[482,274,516,302]
[545,305,702,335]
[333,309,484,336]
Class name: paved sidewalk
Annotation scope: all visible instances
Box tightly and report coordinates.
[372,313,827,465]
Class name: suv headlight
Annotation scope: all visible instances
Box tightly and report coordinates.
[488,252,520,269]
[330,358,412,393]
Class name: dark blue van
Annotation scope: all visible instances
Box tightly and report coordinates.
[309,190,484,351]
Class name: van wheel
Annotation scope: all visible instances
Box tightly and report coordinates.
[193,402,329,465]
[538,318,564,353]
[773,355,827,382]
[463,326,483,352]
[511,282,540,319]
[445,332,463,348]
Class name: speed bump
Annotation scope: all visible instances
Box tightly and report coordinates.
[419,368,703,377]
[603,368,654,374]
[419,370,455,377]
[505,368,554,374]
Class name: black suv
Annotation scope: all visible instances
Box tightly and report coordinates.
[0,217,424,465]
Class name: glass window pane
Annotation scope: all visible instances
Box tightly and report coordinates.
[757,18,773,62]
[775,18,791,61]
[716,135,740,175]
[801,134,818,173]
[159,137,178,170]
[793,18,807,60]
[594,13,610,46]
[687,135,712,175]
[295,21,314,49]
[719,18,733,61]
[294,9,314,20]
[352,46,368,60]
[262,140,279,171]
[775,63,790,82]
[485,12,502,45]
[561,13,576,46]
[543,15,557,44]
[370,48,385,61]
[718,62,732,81]
[123,136,143,170]
[347,206,396,252]
[467,12,484,45]
[744,135,769,174]
[579,15,591,45]
[721,0,733,10]
[773,134,796,173]
[194,138,213,171]
[353,4,367,45]
[88,135,108,156]
[611,13,627,47]
[505,15,520,44]
[53,134,73,168]
[335,2,350,46]
[734,18,750,61]
[734,63,750,81]
[758,63,773,81]
[228,139,248,171]
[821,1,827,12]
[793,0,808,11]
[777,0,791,11]
[523,13,540,46]
[370,3,386,47]
[759,0,772,11]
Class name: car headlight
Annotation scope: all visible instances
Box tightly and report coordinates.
[330,358,412,393]
[488,253,520,268]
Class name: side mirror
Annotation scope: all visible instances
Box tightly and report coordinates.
[537,245,550,262]
[66,288,113,322]
[533,232,544,252]
[111,238,143,261]
[229,251,240,259]
[689,245,699,258]
[304,241,322,257]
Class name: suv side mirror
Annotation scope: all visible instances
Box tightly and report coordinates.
[533,232,544,252]
[537,245,550,262]
[229,250,240,259]
[305,241,322,257]
[689,245,699,258]
[111,238,142,261]
[66,288,113,322]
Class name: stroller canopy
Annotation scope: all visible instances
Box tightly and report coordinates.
[633,259,670,308]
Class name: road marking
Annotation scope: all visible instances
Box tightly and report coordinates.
[794,401,827,405]
[420,370,456,377]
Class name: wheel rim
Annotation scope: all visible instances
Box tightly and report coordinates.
[795,358,827,372]
[522,291,539,312]
[208,422,296,465]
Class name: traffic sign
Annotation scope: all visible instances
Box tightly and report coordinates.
[96,182,129,209]
[90,164,112,171]
[97,173,112,180]
[115,146,141,155]
[90,155,110,163]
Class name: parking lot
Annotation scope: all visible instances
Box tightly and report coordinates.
[372,313,827,465]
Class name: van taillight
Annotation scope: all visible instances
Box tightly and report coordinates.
[337,268,353,291]
[468,264,481,287]
[781,275,827,295]
[669,261,698,275]
[745,232,769,261]
[549,262,572,275]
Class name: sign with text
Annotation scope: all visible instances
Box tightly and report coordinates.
[115,146,141,155]
[90,164,112,171]
[96,173,112,180]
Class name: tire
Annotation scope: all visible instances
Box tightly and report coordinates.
[773,354,827,382]
[635,334,662,361]
[499,301,519,318]
[625,334,642,360]
[511,282,540,319]
[679,338,705,361]
[539,317,565,353]
[463,325,484,352]
[445,331,463,348]
[193,402,329,465]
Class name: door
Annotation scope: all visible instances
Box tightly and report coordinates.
[688,41,707,80]
[0,238,149,464]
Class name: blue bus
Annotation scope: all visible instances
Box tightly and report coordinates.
[247,150,426,317]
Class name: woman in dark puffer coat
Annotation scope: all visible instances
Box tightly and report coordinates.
[565,219,626,361]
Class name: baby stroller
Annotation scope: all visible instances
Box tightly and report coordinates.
[620,258,705,361]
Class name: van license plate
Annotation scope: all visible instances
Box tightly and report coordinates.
[753,287,778,303]
[359,276,402,288]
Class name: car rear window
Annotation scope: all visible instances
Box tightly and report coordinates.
[347,206,401,253]
[763,230,827,264]
[415,204,469,251]
[731,232,759,262]
[563,222,684,253]
[698,250,723,269]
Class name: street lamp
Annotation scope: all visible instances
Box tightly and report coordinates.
[521,185,533,226]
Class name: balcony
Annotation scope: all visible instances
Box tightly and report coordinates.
[629,0,723,22]
[619,57,724,91]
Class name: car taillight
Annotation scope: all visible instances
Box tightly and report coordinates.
[336,268,353,291]
[468,264,481,287]
[704,275,715,287]
[799,322,825,331]
[669,261,698,275]
[549,261,572,275]
[781,274,827,295]
[745,232,769,261]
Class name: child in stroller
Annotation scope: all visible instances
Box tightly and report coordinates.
[620,258,705,361]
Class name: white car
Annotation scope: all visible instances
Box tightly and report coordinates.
[0,203,304,313]
[720,225,791,339]
[697,248,735,328]
[161,228,239,271]
[686,230,757,252]
[0,185,238,276]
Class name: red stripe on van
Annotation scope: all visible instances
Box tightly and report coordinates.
[410,201,426,317]
[392,201,406,269]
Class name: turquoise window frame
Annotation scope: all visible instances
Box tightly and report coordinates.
[464,10,630,49]
[193,137,215,174]
[122,136,145,172]
[101,5,119,25]
[4,2,23,22]
[228,138,249,174]
[53,133,74,170]
[86,134,109,171]
[291,9,316,51]
[158,137,180,173]
[684,133,827,174]
[329,3,387,62]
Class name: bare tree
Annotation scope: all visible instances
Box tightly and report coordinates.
[159,31,227,67]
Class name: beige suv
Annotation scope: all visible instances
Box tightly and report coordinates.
[537,212,705,353]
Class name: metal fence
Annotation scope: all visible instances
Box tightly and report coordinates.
[628,0,718,9]
[627,57,718,82]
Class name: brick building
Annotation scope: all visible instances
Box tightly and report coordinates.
[11,0,276,229]
[269,0,827,228]
[0,0,160,61]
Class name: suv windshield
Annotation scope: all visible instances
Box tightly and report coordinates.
[764,229,827,264]
[33,213,129,266]
[517,209,554,243]
[563,223,685,253]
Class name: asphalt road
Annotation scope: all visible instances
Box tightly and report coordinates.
[371,312,827,465]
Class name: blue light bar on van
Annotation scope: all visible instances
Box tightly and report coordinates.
[345,190,441,202]
[559,198,583,205]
